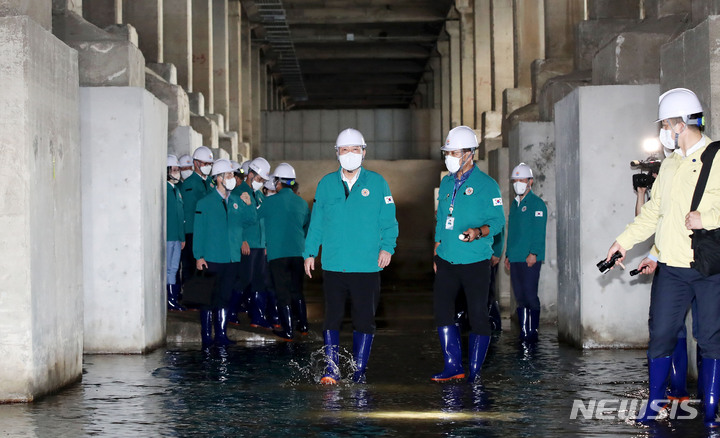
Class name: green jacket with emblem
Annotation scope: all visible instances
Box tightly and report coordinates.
[303,167,399,273]
[193,189,256,263]
[506,190,547,262]
[435,165,505,264]
[236,180,265,248]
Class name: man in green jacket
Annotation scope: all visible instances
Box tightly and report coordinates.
[259,163,310,340]
[166,155,186,311]
[432,126,505,384]
[193,159,253,349]
[304,128,399,384]
[504,163,547,343]
[180,146,214,287]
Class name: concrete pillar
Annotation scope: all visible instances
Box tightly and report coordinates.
[52,9,145,87]
[192,0,213,113]
[692,0,720,25]
[513,0,545,88]
[2,0,51,30]
[80,87,168,354]
[163,0,192,91]
[429,55,441,111]
[123,0,163,63]
[555,85,657,348]
[446,19,461,128]
[0,14,82,403]
[82,0,121,29]
[228,1,242,134]
[474,0,492,118]
[492,0,514,111]
[251,44,261,156]
[169,125,203,157]
[145,68,189,133]
[660,15,720,141]
[457,2,475,127]
[241,11,252,145]
[51,0,81,15]
[212,0,229,131]
[508,122,557,321]
[437,39,451,137]
[544,0,585,59]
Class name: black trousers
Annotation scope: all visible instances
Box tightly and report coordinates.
[269,257,305,307]
[237,248,266,292]
[322,271,381,334]
[434,256,491,336]
[206,261,240,310]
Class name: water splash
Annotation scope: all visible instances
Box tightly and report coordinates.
[286,346,358,385]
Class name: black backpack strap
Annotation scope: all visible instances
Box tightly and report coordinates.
[690,141,720,212]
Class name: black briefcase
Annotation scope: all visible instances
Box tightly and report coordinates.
[181,270,216,308]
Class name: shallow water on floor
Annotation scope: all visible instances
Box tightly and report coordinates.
[0,325,716,437]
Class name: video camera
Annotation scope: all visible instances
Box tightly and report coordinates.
[631,158,662,190]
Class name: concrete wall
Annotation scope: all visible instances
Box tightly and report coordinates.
[508,122,557,321]
[262,109,442,161]
[80,87,168,354]
[488,147,512,313]
[660,15,720,141]
[0,16,83,402]
[555,85,657,349]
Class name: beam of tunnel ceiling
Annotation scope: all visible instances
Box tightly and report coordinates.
[249,0,454,109]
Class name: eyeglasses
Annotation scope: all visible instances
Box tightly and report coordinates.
[442,150,466,158]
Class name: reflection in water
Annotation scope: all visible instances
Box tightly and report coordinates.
[0,326,713,436]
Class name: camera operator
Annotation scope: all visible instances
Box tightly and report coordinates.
[605,88,720,424]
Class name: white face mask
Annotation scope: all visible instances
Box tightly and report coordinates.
[659,128,675,151]
[513,181,528,196]
[223,177,236,191]
[252,180,264,191]
[200,165,212,176]
[169,171,181,182]
[444,156,461,174]
[180,169,193,180]
[338,151,363,172]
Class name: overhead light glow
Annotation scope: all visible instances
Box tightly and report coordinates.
[643,137,661,154]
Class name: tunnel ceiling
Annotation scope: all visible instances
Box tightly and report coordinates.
[244,0,455,110]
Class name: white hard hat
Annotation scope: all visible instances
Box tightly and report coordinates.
[240,160,251,175]
[272,163,296,180]
[264,179,277,191]
[211,159,233,176]
[192,146,213,162]
[167,155,179,167]
[335,128,367,149]
[657,88,704,123]
[230,160,241,172]
[511,163,533,179]
[178,154,193,167]
[442,126,478,151]
[249,157,271,180]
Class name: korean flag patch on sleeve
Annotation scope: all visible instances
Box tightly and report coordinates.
[535,211,543,217]
[492,197,503,206]
[384,196,394,204]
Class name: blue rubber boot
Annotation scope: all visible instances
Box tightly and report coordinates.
[527,309,540,343]
[227,289,243,324]
[249,290,271,329]
[272,305,294,341]
[516,308,528,341]
[467,333,491,384]
[352,331,374,383]
[702,358,720,427]
[431,325,465,381]
[636,355,672,423]
[667,338,689,401]
[200,310,213,350]
[266,290,280,329]
[294,298,310,335]
[488,300,502,332]
[167,284,186,311]
[321,330,340,384]
[214,308,236,346]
